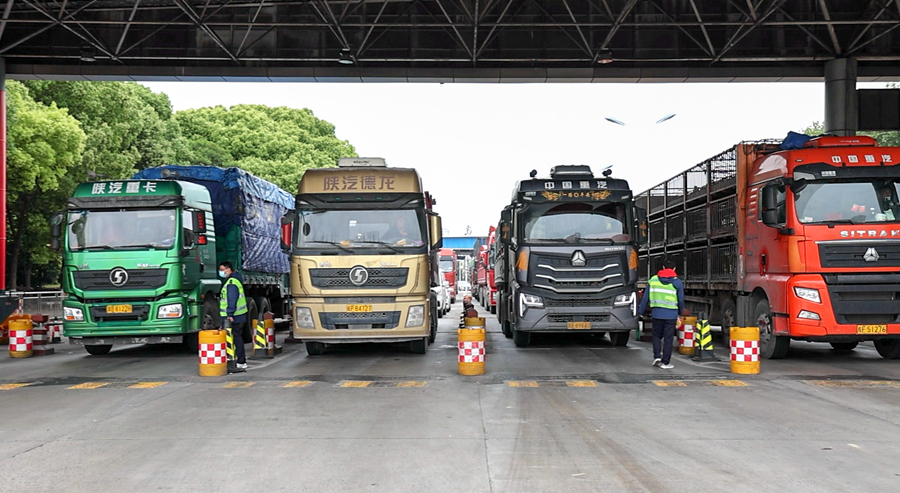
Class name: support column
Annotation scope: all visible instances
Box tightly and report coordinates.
[0,58,6,291]
[824,57,858,136]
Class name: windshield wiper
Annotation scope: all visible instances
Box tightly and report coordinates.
[354,240,403,253]
[306,240,353,253]
[818,215,867,227]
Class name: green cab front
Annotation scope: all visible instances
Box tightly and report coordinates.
[56,180,221,355]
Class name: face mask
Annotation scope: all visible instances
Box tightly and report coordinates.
[218,270,227,278]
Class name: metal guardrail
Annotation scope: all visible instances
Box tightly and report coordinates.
[7,290,65,320]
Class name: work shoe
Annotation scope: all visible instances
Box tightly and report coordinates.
[652,358,661,367]
[660,363,675,369]
[236,363,248,370]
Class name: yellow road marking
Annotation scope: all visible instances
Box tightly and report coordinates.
[223,382,255,388]
[0,383,30,390]
[565,380,597,387]
[507,380,540,388]
[283,381,313,388]
[395,381,428,388]
[68,382,109,390]
[711,380,749,387]
[128,382,167,389]
[652,380,686,387]
[805,380,900,388]
[340,381,372,388]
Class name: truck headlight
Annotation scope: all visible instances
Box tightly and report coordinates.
[295,307,314,329]
[793,287,821,303]
[64,307,84,322]
[157,303,183,319]
[519,293,543,317]
[406,305,425,327]
[614,293,636,306]
[798,310,821,320]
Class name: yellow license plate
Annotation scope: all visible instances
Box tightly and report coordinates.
[567,321,591,330]
[106,304,132,314]
[857,324,887,334]
[347,304,372,313]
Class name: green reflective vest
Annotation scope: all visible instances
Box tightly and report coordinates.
[648,275,678,310]
[219,276,248,317]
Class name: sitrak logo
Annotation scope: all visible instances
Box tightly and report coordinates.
[571,251,586,267]
[109,267,129,287]
[349,266,369,286]
[864,247,880,262]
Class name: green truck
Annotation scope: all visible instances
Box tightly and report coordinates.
[52,166,294,355]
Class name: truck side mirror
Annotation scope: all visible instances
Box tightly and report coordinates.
[281,210,296,253]
[760,184,781,227]
[634,206,648,248]
[498,220,511,245]
[49,212,64,251]
[429,215,443,249]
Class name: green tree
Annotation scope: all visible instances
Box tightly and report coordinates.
[175,104,356,190]
[6,81,86,288]
[801,120,899,146]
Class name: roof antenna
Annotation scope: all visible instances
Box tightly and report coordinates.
[529,170,538,178]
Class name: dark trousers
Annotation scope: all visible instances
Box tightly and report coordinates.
[652,318,677,364]
[226,320,246,364]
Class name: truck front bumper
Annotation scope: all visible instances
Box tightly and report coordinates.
[63,295,196,339]
[515,304,637,333]
[292,296,432,343]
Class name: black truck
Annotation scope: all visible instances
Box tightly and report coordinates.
[494,165,646,347]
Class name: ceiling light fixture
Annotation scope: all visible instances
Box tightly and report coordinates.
[338,48,355,65]
[597,50,613,64]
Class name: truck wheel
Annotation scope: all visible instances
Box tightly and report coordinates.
[429,311,437,345]
[830,342,859,351]
[202,297,220,331]
[874,339,900,359]
[719,299,736,348]
[513,328,531,347]
[409,337,428,354]
[255,297,271,320]
[85,344,112,356]
[242,298,259,343]
[490,304,496,314]
[305,341,325,356]
[609,331,630,347]
[756,298,789,359]
[502,320,513,339]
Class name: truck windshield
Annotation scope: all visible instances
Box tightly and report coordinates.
[68,209,178,250]
[296,209,426,250]
[794,180,900,224]
[521,202,629,244]
[439,259,454,272]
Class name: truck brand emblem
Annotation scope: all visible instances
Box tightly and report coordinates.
[864,248,880,262]
[349,266,369,286]
[571,251,586,267]
[109,267,129,287]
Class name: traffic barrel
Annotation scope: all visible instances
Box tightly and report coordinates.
[264,313,277,357]
[9,319,33,358]
[224,320,239,373]
[199,329,228,377]
[677,316,697,355]
[252,317,271,359]
[458,317,486,376]
[691,318,718,361]
[729,327,760,374]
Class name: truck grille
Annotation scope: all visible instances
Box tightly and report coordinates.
[309,268,409,289]
[72,269,168,291]
[319,311,401,329]
[819,242,900,268]
[824,273,900,325]
[532,253,625,294]
[543,297,612,307]
[548,314,610,323]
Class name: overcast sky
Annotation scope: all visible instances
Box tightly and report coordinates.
[143,81,887,237]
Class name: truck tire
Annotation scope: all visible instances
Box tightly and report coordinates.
[241,298,259,343]
[255,297,271,320]
[830,342,858,351]
[513,328,531,347]
[305,341,325,356]
[719,298,736,348]
[429,309,437,345]
[502,320,513,339]
[609,331,630,347]
[756,298,789,359]
[490,304,496,314]
[409,337,428,354]
[85,344,112,356]
[874,339,900,359]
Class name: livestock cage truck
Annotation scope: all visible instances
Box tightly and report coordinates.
[636,135,900,359]
[55,166,294,355]
[283,158,443,355]
[494,165,645,347]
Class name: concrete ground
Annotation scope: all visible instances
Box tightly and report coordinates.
[2,304,900,492]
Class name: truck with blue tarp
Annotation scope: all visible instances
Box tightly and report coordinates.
[52,165,294,355]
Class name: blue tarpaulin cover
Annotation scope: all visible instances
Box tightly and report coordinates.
[133,166,294,274]
[781,131,813,150]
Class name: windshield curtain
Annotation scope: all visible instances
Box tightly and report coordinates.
[295,209,427,249]
[520,202,630,243]
[68,209,178,250]
[794,180,900,224]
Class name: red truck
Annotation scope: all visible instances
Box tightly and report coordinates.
[476,227,498,314]
[636,135,900,359]
[439,248,458,303]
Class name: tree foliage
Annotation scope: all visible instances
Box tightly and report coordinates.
[801,120,899,146]
[175,104,356,190]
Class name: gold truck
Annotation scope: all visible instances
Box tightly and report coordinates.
[282,158,443,355]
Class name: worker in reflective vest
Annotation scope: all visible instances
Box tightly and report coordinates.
[637,259,687,370]
[219,261,249,370]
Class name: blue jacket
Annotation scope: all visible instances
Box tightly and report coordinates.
[225,272,247,324]
[637,271,685,320]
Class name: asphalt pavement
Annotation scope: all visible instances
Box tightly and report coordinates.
[2,303,900,492]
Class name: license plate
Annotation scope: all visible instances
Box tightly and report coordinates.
[106,304,132,314]
[347,304,372,313]
[857,324,887,334]
[567,321,591,330]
